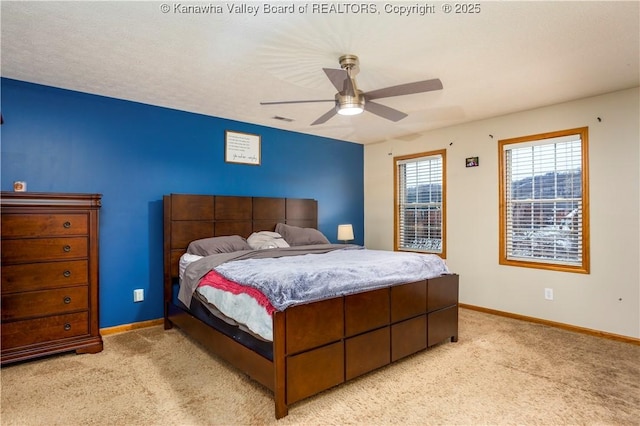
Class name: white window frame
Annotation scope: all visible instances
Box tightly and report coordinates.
[394,150,446,257]
[498,127,589,273]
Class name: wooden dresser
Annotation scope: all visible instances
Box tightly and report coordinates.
[1,192,103,365]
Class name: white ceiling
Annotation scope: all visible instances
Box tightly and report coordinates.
[2,1,639,144]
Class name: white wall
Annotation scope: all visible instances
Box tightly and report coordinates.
[364,87,640,338]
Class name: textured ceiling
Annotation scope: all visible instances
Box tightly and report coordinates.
[2,1,639,144]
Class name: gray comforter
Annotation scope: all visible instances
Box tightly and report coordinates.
[180,244,450,311]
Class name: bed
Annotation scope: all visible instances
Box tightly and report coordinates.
[163,193,459,419]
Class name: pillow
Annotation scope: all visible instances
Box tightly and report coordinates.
[186,235,251,256]
[179,253,203,280]
[275,223,330,246]
[247,231,290,250]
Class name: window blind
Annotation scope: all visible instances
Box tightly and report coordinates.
[504,136,583,266]
[397,154,443,253]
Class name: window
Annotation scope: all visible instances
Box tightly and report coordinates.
[394,150,446,256]
[499,127,589,273]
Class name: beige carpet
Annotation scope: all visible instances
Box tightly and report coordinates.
[1,309,638,425]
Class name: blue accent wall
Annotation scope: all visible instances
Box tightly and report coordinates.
[1,78,364,327]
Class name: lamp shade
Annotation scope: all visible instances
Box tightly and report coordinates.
[337,224,354,242]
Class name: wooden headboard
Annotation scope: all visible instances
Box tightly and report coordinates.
[163,194,318,282]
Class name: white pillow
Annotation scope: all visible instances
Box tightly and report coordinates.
[179,253,203,280]
[247,231,290,250]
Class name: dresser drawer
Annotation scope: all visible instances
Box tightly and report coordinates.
[1,312,89,349]
[1,213,88,238]
[1,286,89,321]
[1,237,88,264]
[1,260,89,294]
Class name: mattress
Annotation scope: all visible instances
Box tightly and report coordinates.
[179,246,450,342]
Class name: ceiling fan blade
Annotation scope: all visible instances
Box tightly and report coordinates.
[311,108,337,125]
[365,101,408,122]
[323,68,348,92]
[364,78,443,100]
[260,99,334,105]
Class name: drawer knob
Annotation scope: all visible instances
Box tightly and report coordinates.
[64,323,72,331]
[63,270,71,277]
[63,296,72,304]
[63,245,71,252]
[63,221,71,229]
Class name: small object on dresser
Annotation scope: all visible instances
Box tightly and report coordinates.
[12,181,26,192]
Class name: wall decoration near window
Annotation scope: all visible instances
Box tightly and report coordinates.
[465,157,479,167]
[225,130,261,165]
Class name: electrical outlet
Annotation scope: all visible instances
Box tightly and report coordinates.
[133,289,144,302]
[544,288,554,301]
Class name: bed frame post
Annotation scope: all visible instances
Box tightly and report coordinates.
[273,311,288,418]
[163,195,173,330]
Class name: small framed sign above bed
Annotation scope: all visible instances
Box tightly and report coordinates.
[225,130,261,165]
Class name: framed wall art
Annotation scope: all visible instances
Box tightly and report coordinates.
[465,156,479,167]
[225,130,261,165]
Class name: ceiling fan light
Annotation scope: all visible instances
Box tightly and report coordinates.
[337,105,364,116]
[336,92,365,116]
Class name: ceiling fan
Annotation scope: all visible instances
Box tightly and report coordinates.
[260,54,443,125]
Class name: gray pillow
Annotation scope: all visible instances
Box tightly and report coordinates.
[275,223,330,246]
[187,235,251,256]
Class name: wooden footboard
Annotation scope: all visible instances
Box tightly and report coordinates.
[272,273,459,418]
[166,273,458,419]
